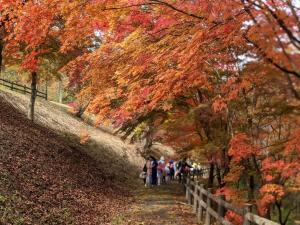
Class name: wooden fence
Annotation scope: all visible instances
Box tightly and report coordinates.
[185,177,280,225]
[0,78,47,100]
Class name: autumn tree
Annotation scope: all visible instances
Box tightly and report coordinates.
[59,1,300,222]
[0,0,20,73]
[1,1,55,120]
[2,0,298,222]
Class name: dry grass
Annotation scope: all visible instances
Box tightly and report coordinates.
[0,89,144,180]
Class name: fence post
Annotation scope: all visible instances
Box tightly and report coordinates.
[188,185,192,205]
[205,188,212,225]
[243,204,252,225]
[186,177,190,200]
[217,195,226,225]
[197,184,204,223]
[193,181,199,213]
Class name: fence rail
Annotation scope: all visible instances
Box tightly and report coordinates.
[0,78,47,100]
[185,177,280,225]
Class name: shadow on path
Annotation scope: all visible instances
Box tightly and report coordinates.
[111,181,199,225]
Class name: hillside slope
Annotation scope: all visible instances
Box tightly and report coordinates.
[0,90,145,178]
[0,95,135,224]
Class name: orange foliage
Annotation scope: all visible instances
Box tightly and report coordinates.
[257,184,285,216]
[224,210,243,225]
[229,134,258,162]
[80,129,90,145]
[1,0,300,222]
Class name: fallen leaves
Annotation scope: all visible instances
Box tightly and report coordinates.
[0,97,131,225]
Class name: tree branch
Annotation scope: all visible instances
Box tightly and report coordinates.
[243,32,300,79]
[149,0,204,20]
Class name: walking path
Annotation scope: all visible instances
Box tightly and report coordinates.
[111,182,198,225]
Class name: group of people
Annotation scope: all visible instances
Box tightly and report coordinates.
[140,156,194,187]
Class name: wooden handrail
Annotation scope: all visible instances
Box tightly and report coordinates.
[245,213,280,225]
[185,177,280,225]
[0,78,47,100]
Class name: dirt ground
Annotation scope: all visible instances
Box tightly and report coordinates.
[0,89,145,177]
[111,181,199,225]
[0,88,182,224]
[0,95,134,224]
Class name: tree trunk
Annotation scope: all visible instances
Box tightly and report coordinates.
[208,163,215,188]
[45,75,48,100]
[248,175,255,200]
[57,80,63,103]
[266,205,271,220]
[275,202,284,225]
[136,123,154,154]
[0,20,6,75]
[0,41,3,74]
[143,124,154,151]
[216,166,223,188]
[28,71,37,121]
[75,100,90,118]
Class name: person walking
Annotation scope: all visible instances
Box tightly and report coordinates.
[141,163,147,185]
[177,158,192,184]
[174,160,178,180]
[169,160,175,180]
[157,156,165,185]
[165,163,171,184]
[145,157,153,187]
[151,156,158,185]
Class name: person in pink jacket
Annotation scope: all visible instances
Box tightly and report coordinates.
[157,156,166,185]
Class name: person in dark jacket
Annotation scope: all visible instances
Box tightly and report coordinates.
[169,160,175,180]
[177,158,192,183]
[151,156,158,185]
[142,163,147,185]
